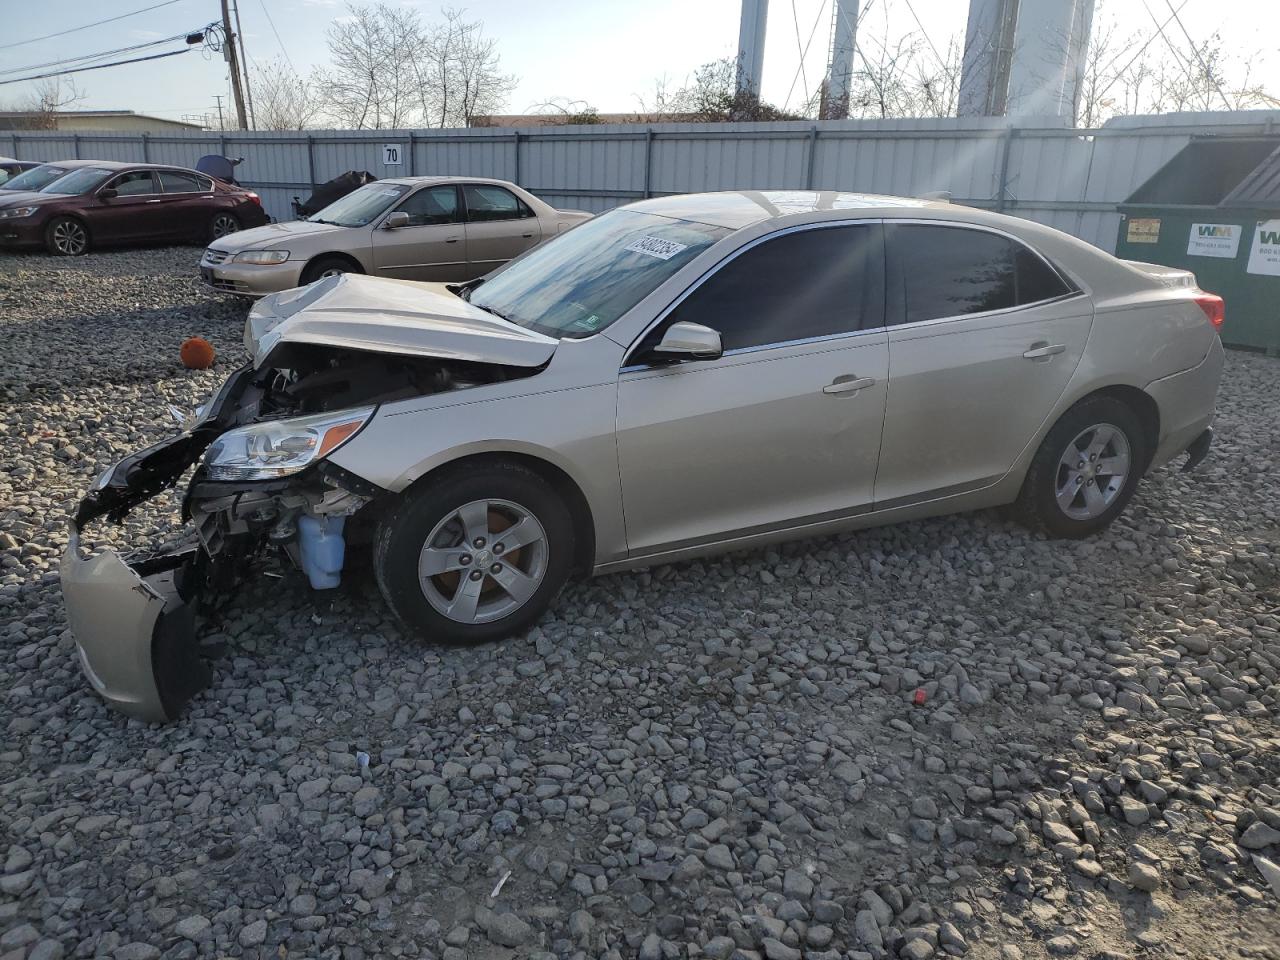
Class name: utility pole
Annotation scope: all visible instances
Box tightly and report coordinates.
[220,0,249,129]
[213,94,225,131]
[231,0,256,129]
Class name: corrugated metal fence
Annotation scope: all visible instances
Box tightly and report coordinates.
[7,110,1279,252]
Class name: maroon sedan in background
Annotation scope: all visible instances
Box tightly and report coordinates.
[0,161,269,256]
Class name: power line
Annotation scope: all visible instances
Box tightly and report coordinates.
[901,0,946,71]
[0,0,188,52]
[1161,0,1233,109]
[783,0,834,112]
[0,32,195,78]
[787,0,813,109]
[0,48,193,87]
[1092,0,1190,103]
[257,0,297,74]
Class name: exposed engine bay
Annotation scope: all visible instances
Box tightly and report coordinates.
[64,340,542,723]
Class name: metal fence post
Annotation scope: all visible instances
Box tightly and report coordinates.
[512,131,521,184]
[806,125,819,189]
[408,132,416,176]
[10,134,18,159]
[72,134,80,159]
[305,134,316,188]
[643,128,654,198]
[996,127,1016,212]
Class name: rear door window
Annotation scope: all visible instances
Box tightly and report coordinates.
[463,184,533,222]
[887,224,1073,325]
[158,171,211,193]
[658,223,886,353]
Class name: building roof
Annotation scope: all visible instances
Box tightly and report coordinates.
[0,110,201,130]
[470,112,700,128]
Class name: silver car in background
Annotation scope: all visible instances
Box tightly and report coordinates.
[64,190,1222,721]
[199,176,590,296]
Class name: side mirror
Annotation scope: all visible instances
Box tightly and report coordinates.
[651,321,723,361]
[383,211,409,229]
[98,187,117,200]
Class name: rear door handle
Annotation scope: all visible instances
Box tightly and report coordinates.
[445,237,460,243]
[145,199,163,204]
[1023,342,1065,360]
[521,232,534,238]
[823,375,876,395]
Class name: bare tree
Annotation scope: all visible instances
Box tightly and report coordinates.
[415,7,516,128]
[527,98,603,124]
[0,76,86,129]
[252,58,324,130]
[634,57,803,122]
[315,2,424,129]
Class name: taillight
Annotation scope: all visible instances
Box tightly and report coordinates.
[247,192,262,206]
[1194,292,1224,332]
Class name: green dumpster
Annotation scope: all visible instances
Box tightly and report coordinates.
[1115,136,1280,354]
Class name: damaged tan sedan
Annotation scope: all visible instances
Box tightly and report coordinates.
[62,191,1223,722]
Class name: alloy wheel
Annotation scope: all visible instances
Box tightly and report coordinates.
[418,498,549,624]
[1054,422,1131,520]
[211,214,239,239]
[52,220,87,255]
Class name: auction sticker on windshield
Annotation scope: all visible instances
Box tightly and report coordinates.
[626,236,689,260]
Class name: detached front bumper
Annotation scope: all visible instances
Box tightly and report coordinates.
[61,532,208,723]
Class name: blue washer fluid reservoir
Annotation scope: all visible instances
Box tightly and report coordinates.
[297,514,346,589]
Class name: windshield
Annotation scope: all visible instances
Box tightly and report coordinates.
[469,209,728,338]
[39,167,113,195]
[3,164,69,192]
[310,183,408,227]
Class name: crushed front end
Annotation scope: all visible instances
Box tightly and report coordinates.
[62,324,538,721]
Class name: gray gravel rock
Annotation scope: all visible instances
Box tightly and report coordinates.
[0,249,1277,960]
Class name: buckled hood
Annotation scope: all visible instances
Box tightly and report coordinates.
[247,274,559,368]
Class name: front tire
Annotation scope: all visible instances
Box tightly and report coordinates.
[1014,396,1147,539]
[45,217,89,256]
[301,255,361,285]
[373,462,575,645]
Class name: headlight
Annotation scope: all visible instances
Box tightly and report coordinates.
[203,407,374,481]
[234,250,289,265]
[0,206,38,219]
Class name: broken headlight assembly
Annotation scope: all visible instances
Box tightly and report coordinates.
[203,406,374,481]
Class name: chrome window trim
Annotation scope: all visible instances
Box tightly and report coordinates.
[883,218,1089,332]
[621,217,887,369]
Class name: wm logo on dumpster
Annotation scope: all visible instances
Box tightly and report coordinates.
[1197,225,1235,237]
[1260,229,1280,245]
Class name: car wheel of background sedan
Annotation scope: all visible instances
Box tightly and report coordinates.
[1014,396,1147,539]
[45,217,89,256]
[373,462,575,645]
[209,213,240,241]
[301,255,362,285]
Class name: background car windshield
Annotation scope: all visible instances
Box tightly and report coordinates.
[469,210,727,338]
[3,164,69,191]
[311,183,409,226]
[39,167,112,195]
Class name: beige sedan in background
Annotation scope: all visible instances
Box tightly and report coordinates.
[199,176,590,296]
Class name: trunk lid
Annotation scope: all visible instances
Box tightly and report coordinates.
[249,274,559,368]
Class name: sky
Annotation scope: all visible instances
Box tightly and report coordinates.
[0,0,1276,126]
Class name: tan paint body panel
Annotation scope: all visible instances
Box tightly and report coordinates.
[320,190,1221,574]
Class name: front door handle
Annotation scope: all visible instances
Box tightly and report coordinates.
[823,375,876,395]
[521,232,534,238]
[1023,342,1065,360]
[145,199,163,204]
[445,237,460,243]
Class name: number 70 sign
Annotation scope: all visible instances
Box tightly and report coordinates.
[382,144,403,166]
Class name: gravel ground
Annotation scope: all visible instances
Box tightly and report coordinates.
[2,246,1279,960]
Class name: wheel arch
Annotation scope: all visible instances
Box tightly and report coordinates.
[1066,384,1161,472]
[301,251,365,282]
[398,450,597,578]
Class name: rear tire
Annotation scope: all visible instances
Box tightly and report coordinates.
[1014,396,1147,539]
[301,255,361,285]
[45,216,89,256]
[373,462,575,645]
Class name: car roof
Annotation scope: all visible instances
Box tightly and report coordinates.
[623,190,951,229]
[375,175,516,188]
[33,160,206,173]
